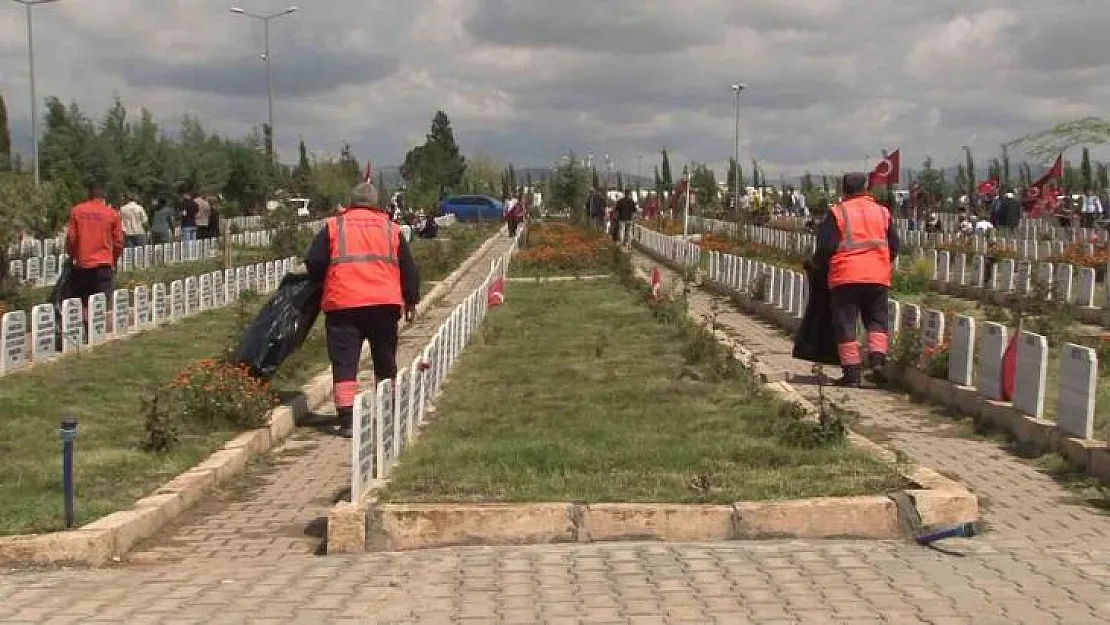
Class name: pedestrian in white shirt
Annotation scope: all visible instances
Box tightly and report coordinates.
[974,215,995,236]
[120,195,149,247]
[1082,189,1102,228]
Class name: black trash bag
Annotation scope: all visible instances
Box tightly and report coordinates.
[50,260,75,352]
[231,273,322,379]
[792,261,840,366]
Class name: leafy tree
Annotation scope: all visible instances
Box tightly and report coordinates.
[660,148,673,189]
[0,92,10,173]
[690,163,718,208]
[988,159,1001,183]
[1064,160,1081,191]
[548,151,589,222]
[591,167,601,190]
[615,171,624,191]
[400,110,466,199]
[963,146,976,197]
[800,171,815,193]
[1001,144,1012,189]
[1020,162,1033,188]
[1081,147,1093,190]
[726,158,741,200]
[750,158,761,189]
[460,155,501,196]
[1098,163,1109,190]
[1008,117,1110,159]
[918,157,947,208]
[292,138,312,194]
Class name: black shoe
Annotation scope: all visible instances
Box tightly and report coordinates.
[867,353,888,385]
[834,365,862,387]
[336,425,353,439]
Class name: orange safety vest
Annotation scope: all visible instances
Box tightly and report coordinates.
[321,208,404,312]
[828,195,892,289]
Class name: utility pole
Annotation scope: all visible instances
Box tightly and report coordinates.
[13,0,61,186]
[230,5,298,162]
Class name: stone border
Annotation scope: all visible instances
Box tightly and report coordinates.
[325,250,977,553]
[0,228,506,567]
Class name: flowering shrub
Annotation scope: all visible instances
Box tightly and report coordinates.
[643,218,685,236]
[1050,242,1109,271]
[698,234,806,270]
[516,223,616,273]
[142,358,277,451]
[922,342,950,379]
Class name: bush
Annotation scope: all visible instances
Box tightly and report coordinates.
[515,222,616,274]
[141,358,277,452]
[891,257,932,295]
[264,203,314,258]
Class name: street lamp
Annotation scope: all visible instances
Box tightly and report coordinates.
[731,83,746,215]
[12,0,60,186]
[230,5,298,160]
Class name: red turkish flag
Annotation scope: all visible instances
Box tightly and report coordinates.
[868,149,900,187]
[487,276,505,307]
[977,179,999,195]
[650,267,662,301]
[1000,331,1018,402]
[1022,154,1064,213]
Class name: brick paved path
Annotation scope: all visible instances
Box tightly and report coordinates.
[124,235,519,564]
[2,246,1110,624]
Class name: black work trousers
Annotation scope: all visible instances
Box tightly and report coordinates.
[70,266,114,308]
[325,304,402,385]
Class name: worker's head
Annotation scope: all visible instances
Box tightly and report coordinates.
[841,172,867,196]
[349,182,379,209]
[87,180,106,200]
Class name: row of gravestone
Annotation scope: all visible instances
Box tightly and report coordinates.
[0,257,297,377]
[758,214,1104,246]
[7,230,276,287]
[5,215,269,257]
[693,216,1110,313]
[349,233,522,501]
[637,224,1102,444]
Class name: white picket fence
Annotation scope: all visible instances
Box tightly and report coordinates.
[6,215,269,257]
[8,220,325,288]
[691,216,1110,324]
[349,228,522,501]
[0,256,298,377]
[634,223,1102,443]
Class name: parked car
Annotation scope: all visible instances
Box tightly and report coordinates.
[266,197,312,219]
[437,195,503,222]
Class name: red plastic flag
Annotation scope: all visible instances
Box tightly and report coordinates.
[1000,331,1018,401]
[650,267,662,301]
[487,276,505,307]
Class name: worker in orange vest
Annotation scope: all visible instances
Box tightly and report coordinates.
[812,172,900,387]
[305,182,421,438]
[65,180,124,309]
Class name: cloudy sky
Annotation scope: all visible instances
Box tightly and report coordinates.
[2,0,1108,178]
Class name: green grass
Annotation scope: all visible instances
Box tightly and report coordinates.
[380,279,907,504]
[0,224,498,536]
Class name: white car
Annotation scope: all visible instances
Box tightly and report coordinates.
[266,198,312,218]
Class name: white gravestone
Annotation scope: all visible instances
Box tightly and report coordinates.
[245,266,256,293]
[1035,263,1054,298]
[953,253,967,285]
[928,250,938,279]
[998,259,1015,291]
[1055,264,1074,303]
[948,315,975,386]
[970,255,985,288]
[902,303,921,330]
[60,298,83,353]
[396,368,410,445]
[1077,267,1096,307]
[1015,260,1032,294]
[212,271,225,308]
[230,268,242,300]
[30,303,54,362]
[936,251,951,282]
[887,300,901,334]
[152,284,167,325]
[1057,343,1097,440]
[792,273,804,318]
[1014,331,1048,419]
[2,310,28,374]
[351,390,376,501]
[199,274,213,311]
[26,257,41,285]
[977,322,1008,400]
[184,277,199,315]
[43,255,58,285]
[375,379,396,478]
[922,309,945,348]
[170,280,185,318]
[87,293,108,345]
[112,289,130,336]
[254,263,265,292]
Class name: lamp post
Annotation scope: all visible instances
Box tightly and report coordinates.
[731,83,746,216]
[230,5,298,161]
[13,0,60,186]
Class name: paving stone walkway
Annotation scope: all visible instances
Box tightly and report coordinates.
[2,244,1110,624]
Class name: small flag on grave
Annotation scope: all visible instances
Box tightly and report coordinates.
[650,267,662,301]
[487,276,505,307]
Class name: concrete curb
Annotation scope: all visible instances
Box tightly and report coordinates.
[0,228,506,568]
[325,247,977,553]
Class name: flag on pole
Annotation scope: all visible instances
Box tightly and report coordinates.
[1000,331,1018,401]
[867,149,900,188]
[650,267,662,301]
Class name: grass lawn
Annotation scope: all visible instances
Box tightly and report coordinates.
[380,278,907,504]
[0,224,497,536]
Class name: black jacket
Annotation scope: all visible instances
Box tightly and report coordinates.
[303,208,421,309]
[615,197,637,221]
[813,196,900,269]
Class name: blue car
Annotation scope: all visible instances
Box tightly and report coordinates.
[438,195,504,222]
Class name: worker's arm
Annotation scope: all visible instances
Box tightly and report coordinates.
[111,212,124,262]
[887,216,900,260]
[811,211,840,269]
[64,210,78,259]
[303,225,331,283]
[398,237,421,310]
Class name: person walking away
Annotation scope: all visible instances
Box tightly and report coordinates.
[150,199,175,245]
[505,196,525,237]
[120,194,149,247]
[588,190,606,231]
[812,172,899,387]
[195,194,211,239]
[304,182,421,438]
[179,189,199,242]
[614,189,637,246]
[208,197,221,239]
[65,180,124,313]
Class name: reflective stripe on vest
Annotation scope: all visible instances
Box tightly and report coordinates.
[332,215,398,266]
[833,200,889,252]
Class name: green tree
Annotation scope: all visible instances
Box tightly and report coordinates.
[1020,162,1033,187]
[1008,117,1110,159]
[549,151,589,222]
[401,110,466,199]
[918,157,947,208]
[800,171,815,193]
[988,159,1001,183]
[0,92,10,172]
[1064,160,1081,191]
[1098,163,1109,190]
[660,148,672,189]
[750,158,761,188]
[690,163,718,208]
[292,138,312,194]
[591,167,601,190]
[460,155,501,196]
[1001,144,1011,189]
[1081,147,1093,189]
[963,146,976,197]
[725,158,741,200]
